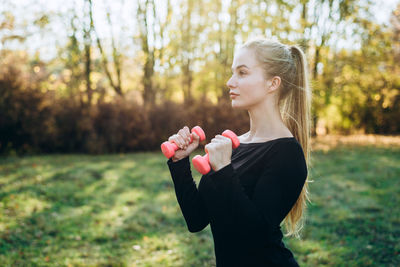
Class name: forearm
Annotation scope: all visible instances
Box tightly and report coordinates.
[167,156,210,232]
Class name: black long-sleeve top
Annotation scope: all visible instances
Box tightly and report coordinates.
[167,136,308,267]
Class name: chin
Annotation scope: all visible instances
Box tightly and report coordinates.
[231,100,247,110]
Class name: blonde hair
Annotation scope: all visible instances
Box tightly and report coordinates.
[241,37,313,239]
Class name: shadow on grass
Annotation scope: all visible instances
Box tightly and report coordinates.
[0,150,215,266]
[290,145,400,266]
[0,145,399,266]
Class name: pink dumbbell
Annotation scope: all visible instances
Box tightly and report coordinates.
[161,126,206,159]
[192,129,240,174]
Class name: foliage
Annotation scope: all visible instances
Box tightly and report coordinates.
[0,1,399,154]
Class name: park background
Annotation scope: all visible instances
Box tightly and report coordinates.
[0,0,399,266]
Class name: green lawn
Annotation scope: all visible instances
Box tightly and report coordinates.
[0,142,399,266]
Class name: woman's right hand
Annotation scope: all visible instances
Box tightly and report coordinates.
[168,126,200,162]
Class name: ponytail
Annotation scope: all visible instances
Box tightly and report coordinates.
[280,44,312,238]
[282,45,311,166]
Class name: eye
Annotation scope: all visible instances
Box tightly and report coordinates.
[231,70,246,76]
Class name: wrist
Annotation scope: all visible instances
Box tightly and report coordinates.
[214,161,231,172]
[172,155,187,162]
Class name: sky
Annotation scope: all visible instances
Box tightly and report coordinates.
[1,0,398,61]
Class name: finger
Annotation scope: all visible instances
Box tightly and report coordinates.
[215,135,231,143]
[179,135,188,148]
[172,135,183,149]
[205,143,211,152]
[215,135,229,140]
[169,134,179,142]
[185,127,192,143]
[211,137,223,143]
[192,133,200,143]
[180,136,189,149]
[179,129,190,145]
[183,126,190,137]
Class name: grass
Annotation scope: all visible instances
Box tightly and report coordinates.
[0,135,399,266]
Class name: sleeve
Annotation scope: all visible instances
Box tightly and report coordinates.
[167,155,210,233]
[201,141,308,244]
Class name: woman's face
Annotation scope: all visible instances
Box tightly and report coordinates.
[226,48,270,110]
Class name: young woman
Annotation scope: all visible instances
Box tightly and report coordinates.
[166,37,312,266]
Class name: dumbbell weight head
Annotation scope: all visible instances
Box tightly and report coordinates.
[192,148,211,175]
[191,125,206,143]
[221,129,240,149]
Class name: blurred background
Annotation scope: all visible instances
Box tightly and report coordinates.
[0,1,399,266]
[0,0,399,155]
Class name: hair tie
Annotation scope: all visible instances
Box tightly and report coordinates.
[290,45,296,54]
[288,45,295,60]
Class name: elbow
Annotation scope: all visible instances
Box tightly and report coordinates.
[188,226,203,233]
[187,223,208,233]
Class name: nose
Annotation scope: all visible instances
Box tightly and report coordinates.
[226,76,236,89]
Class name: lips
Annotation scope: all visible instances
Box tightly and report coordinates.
[229,92,240,96]
[230,93,239,99]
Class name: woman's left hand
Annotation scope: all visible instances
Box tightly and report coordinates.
[205,134,232,172]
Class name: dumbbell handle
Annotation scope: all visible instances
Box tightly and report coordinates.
[192,129,240,174]
[161,126,206,159]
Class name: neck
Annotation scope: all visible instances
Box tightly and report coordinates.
[246,95,291,140]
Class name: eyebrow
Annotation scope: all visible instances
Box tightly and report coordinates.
[231,64,249,71]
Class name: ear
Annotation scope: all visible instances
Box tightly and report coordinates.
[266,76,281,93]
